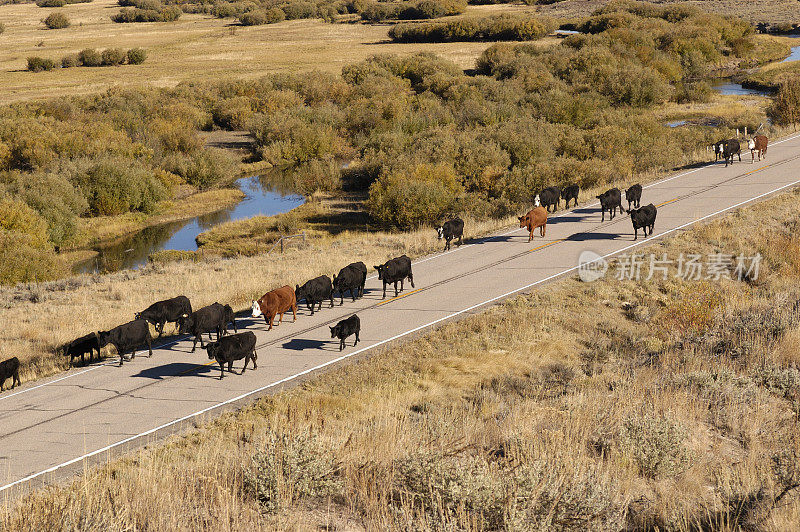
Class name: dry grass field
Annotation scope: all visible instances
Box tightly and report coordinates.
[0,0,545,103]
[4,177,800,530]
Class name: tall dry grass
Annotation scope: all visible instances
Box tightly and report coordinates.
[3,176,800,530]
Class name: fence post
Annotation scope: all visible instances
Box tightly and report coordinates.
[744,126,747,137]
[280,238,284,253]
[302,231,306,242]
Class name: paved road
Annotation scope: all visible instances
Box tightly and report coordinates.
[2,133,800,497]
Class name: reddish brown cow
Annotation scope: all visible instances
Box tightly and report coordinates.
[251,285,297,331]
[748,135,768,163]
[518,207,548,242]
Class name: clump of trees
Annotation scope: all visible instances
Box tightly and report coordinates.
[389,14,556,43]
[768,78,800,126]
[112,0,182,22]
[43,12,71,29]
[35,0,92,7]
[359,0,466,22]
[27,48,148,71]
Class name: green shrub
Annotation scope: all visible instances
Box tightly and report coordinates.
[620,413,690,478]
[78,48,102,66]
[768,77,800,126]
[360,0,466,22]
[179,149,236,189]
[366,163,463,229]
[36,0,66,6]
[43,12,70,29]
[244,431,341,514]
[101,48,126,66]
[238,10,267,25]
[264,7,286,23]
[126,47,147,64]
[64,157,169,215]
[26,56,58,72]
[111,5,181,22]
[282,1,316,20]
[212,97,253,129]
[60,54,79,68]
[389,14,555,43]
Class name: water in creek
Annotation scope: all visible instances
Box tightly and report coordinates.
[74,175,304,274]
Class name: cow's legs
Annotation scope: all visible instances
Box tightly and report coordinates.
[340,338,345,351]
[541,224,546,238]
[354,331,359,347]
[633,227,638,240]
[228,360,234,374]
[409,272,415,289]
[601,208,605,222]
[219,361,225,379]
[292,304,297,322]
[265,314,274,331]
[251,350,258,370]
[382,281,387,299]
[191,336,199,353]
[13,369,20,389]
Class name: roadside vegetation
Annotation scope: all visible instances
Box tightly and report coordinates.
[389,13,556,42]
[4,178,800,530]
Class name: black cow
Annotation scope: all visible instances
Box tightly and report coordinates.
[630,203,657,240]
[436,217,464,251]
[719,138,741,167]
[135,295,192,337]
[330,315,360,351]
[62,332,100,367]
[0,357,21,392]
[205,331,257,380]
[374,255,414,299]
[625,184,642,211]
[222,304,238,335]
[536,186,562,213]
[98,319,153,367]
[561,184,580,208]
[596,188,623,222]
[333,262,367,305]
[178,303,226,353]
[295,275,334,315]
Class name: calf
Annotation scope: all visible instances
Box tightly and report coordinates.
[178,303,226,353]
[561,184,580,208]
[749,135,768,163]
[222,304,238,335]
[518,207,547,242]
[98,319,153,366]
[625,184,642,211]
[295,275,334,315]
[596,188,623,222]
[135,295,192,337]
[630,203,657,240]
[62,332,100,367]
[374,255,414,299]
[333,262,367,305]
[712,140,725,161]
[251,285,297,331]
[330,315,360,351]
[437,217,464,251]
[205,331,257,380]
[535,186,562,213]
[0,357,21,392]
[719,138,741,167]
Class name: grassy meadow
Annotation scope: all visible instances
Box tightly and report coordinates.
[0,0,531,103]
[4,175,800,530]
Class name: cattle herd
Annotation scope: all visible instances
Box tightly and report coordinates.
[713,134,768,167]
[0,138,764,392]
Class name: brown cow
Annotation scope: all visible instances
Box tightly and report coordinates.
[251,285,297,331]
[518,207,548,242]
[748,135,768,163]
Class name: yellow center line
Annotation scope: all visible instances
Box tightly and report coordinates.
[179,360,216,375]
[528,238,564,252]
[656,198,679,208]
[745,164,770,176]
[376,287,424,306]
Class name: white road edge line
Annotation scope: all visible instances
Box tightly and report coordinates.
[4,173,800,494]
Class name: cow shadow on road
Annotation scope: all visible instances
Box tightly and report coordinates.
[281,338,334,351]
[131,362,216,380]
[565,232,624,242]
